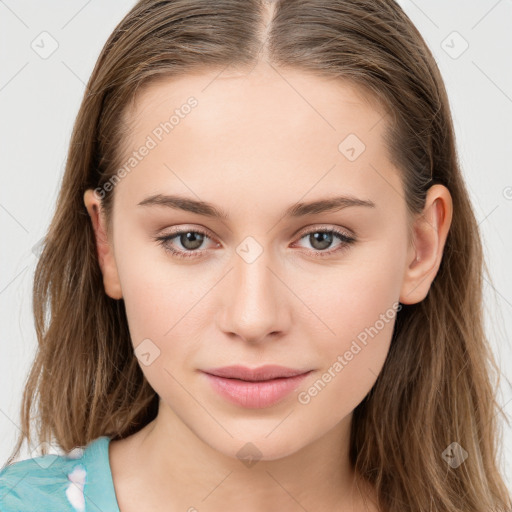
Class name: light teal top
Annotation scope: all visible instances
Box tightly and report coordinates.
[0,436,120,511]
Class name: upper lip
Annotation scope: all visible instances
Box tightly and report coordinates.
[203,365,311,382]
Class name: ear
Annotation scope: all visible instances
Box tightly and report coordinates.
[399,184,453,305]
[83,189,123,300]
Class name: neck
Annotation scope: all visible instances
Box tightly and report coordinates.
[110,401,377,511]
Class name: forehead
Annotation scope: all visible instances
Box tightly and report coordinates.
[126,65,388,141]
[115,65,400,212]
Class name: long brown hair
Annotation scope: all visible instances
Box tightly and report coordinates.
[5,1,511,510]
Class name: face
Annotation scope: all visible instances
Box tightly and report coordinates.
[85,63,441,462]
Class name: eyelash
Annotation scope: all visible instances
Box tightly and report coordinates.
[154,226,356,260]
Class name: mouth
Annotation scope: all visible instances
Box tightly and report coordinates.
[203,364,311,381]
[201,365,313,408]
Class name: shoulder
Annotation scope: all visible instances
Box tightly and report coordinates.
[0,436,111,512]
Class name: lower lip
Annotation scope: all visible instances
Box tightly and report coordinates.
[202,371,311,409]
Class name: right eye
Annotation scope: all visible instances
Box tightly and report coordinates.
[154,228,219,259]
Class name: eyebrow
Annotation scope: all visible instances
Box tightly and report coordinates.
[137,194,376,219]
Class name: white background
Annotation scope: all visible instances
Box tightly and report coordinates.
[1,0,511,492]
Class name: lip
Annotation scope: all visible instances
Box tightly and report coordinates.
[201,365,312,409]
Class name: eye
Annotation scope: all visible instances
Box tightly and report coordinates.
[154,228,218,260]
[154,226,356,260]
[292,227,356,257]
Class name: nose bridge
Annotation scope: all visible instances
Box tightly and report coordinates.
[219,238,287,342]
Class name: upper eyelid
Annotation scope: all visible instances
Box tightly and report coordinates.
[162,224,353,237]
[298,225,353,237]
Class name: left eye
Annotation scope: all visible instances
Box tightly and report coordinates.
[294,228,355,255]
[155,227,356,260]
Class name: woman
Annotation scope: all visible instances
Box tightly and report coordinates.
[1,0,510,510]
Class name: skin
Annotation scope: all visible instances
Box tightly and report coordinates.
[83,60,452,511]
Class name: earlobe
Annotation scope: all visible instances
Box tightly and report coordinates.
[399,185,453,305]
[83,189,123,300]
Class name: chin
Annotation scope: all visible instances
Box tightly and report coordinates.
[203,427,310,464]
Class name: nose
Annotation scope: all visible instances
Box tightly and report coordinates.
[216,245,290,344]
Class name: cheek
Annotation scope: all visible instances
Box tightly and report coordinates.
[299,236,404,335]
[112,225,199,341]
[113,237,218,397]
[293,241,405,412]
[117,266,202,407]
